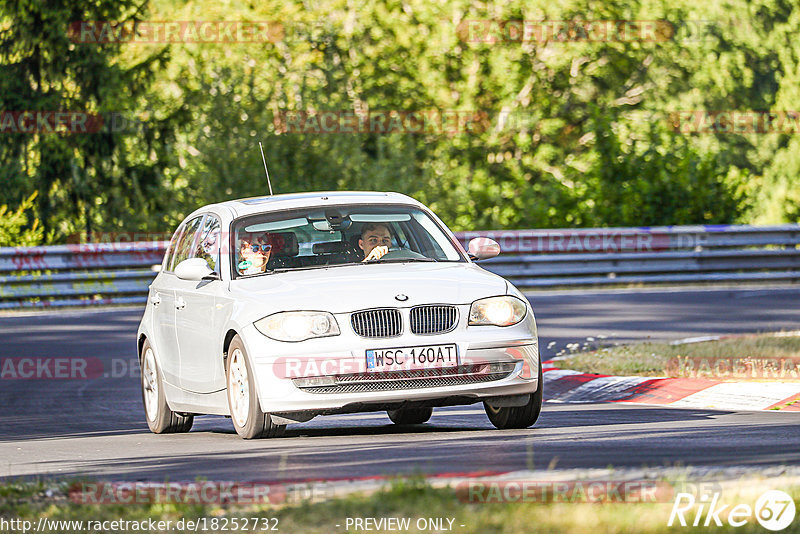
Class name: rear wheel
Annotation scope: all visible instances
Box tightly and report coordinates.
[484,361,543,430]
[140,340,193,434]
[387,406,433,425]
[226,336,286,439]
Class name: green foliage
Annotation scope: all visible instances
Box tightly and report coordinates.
[583,110,746,226]
[0,0,183,242]
[0,192,44,246]
[1,0,798,241]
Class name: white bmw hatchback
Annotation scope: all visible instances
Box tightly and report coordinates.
[137,192,541,439]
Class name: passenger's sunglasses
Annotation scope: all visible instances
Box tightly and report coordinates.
[250,244,271,253]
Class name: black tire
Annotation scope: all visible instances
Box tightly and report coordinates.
[387,406,433,425]
[226,335,286,439]
[140,339,193,434]
[484,361,543,429]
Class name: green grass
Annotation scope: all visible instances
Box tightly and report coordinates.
[554,332,800,378]
[2,478,800,533]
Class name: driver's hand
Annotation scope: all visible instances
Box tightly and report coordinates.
[363,246,389,262]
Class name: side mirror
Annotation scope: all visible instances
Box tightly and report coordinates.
[175,258,218,281]
[467,237,501,260]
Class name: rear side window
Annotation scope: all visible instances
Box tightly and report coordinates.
[163,227,184,272]
[170,216,203,271]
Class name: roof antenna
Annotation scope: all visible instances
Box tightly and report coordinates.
[258,141,274,195]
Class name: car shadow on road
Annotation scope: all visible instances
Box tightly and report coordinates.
[0,423,149,443]
[0,404,734,443]
[535,404,736,428]
[7,407,800,484]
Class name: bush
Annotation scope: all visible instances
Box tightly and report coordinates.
[0,193,45,247]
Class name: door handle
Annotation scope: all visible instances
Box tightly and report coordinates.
[175,297,186,310]
[150,293,161,306]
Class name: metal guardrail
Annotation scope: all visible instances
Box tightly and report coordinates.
[0,224,798,308]
[455,224,800,288]
[0,242,165,309]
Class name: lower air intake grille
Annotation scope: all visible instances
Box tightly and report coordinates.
[293,362,517,394]
[351,308,402,338]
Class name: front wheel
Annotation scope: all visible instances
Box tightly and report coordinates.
[140,340,193,434]
[226,336,286,439]
[484,362,543,429]
[387,406,433,425]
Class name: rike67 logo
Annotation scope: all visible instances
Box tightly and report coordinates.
[669,489,796,530]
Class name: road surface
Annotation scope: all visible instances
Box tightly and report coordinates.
[1,286,799,482]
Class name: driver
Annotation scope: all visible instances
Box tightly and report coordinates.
[359,223,392,261]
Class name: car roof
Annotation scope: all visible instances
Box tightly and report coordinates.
[197,191,425,219]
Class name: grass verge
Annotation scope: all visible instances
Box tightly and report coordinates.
[2,477,800,533]
[553,332,800,378]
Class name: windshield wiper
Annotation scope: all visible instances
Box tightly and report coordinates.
[268,262,363,273]
[250,257,438,275]
[373,257,438,263]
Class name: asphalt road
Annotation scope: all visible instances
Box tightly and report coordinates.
[1,286,799,482]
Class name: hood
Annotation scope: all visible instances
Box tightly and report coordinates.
[229,262,507,315]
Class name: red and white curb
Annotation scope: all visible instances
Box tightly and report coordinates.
[542,364,800,412]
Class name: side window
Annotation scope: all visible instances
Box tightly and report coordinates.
[194,215,221,272]
[163,226,184,272]
[411,213,458,260]
[170,216,203,271]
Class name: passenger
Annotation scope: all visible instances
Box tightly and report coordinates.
[359,223,392,261]
[238,237,271,275]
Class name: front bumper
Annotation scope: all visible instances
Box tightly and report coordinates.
[239,305,539,415]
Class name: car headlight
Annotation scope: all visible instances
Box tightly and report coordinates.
[254,311,340,342]
[469,296,527,326]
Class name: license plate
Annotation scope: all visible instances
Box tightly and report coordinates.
[365,343,459,372]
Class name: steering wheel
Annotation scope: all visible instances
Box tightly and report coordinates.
[380,249,427,260]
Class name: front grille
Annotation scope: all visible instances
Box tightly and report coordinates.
[410,305,458,335]
[351,308,402,338]
[294,362,517,394]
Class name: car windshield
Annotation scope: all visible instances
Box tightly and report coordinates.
[231,204,465,277]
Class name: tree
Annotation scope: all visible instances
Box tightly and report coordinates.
[0,192,43,246]
[0,0,181,242]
